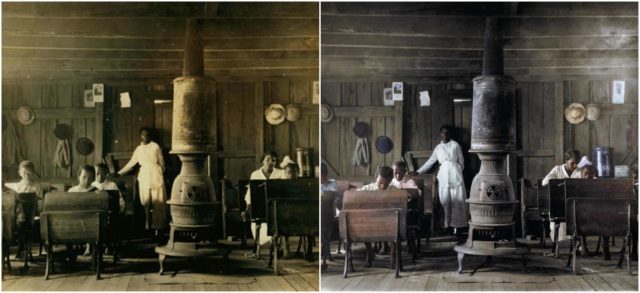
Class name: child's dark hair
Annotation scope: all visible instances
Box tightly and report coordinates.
[19,160,36,171]
[377,166,394,180]
[79,164,96,179]
[392,160,407,169]
[94,163,108,172]
[140,127,152,134]
[260,150,278,164]
[564,149,581,162]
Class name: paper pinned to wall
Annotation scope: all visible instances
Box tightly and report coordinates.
[392,82,403,101]
[612,80,625,104]
[92,83,104,102]
[83,89,94,108]
[383,88,394,106]
[312,81,319,104]
[419,90,431,106]
[120,92,131,108]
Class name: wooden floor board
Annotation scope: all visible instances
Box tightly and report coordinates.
[3,239,318,291]
[321,240,637,291]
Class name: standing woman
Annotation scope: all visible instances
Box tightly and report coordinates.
[415,125,469,234]
[118,127,168,235]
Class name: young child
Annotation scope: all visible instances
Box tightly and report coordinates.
[5,160,44,213]
[92,163,125,214]
[358,166,395,191]
[390,160,418,189]
[68,165,98,256]
[68,165,98,192]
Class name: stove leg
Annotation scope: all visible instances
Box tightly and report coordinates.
[158,254,166,275]
[457,252,464,274]
[470,256,492,276]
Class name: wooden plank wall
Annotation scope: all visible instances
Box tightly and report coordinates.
[2,79,319,189]
[321,78,638,184]
[1,83,99,181]
[321,79,460,178]
[518,79,638,181]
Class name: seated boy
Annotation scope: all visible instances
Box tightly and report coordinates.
[358,166,396,191]
[92,163,125,214]
[5,160,44,214]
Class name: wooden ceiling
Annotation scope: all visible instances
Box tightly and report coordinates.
[2,2,319,83]
[321,2,638,81]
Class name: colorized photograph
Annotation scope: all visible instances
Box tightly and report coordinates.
[320,2,638,291]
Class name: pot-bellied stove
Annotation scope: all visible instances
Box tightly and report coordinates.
[453,17,528,275]
[155,18,230,274]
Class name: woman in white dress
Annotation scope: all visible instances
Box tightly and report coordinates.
[118,127,168,233]
[415,125,469,232]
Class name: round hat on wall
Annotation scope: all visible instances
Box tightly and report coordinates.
[564,103,586,124]
[285,104,301,122]
[375,136,394,154]
[320,104,334,123]
[585,104,601,121]
[352,121,371,138]
[16,106,36,125]
[76,137,95,156]
[265,104,286,125]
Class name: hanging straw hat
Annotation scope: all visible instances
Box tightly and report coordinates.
[564,103,585,124]
[321,104,334,123]
[375,136,394,154]
[285,104,301,122]
[16,106,35,125]
[585,104,601,121]
[264,104,286,125]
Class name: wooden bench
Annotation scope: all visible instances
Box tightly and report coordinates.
[566,198,636,274]
[249,178,318,260]
[547,178,635,257]
[40,191,108,280]
[340,190,408,278]
[2,191,18,275]
[406,173,437,243]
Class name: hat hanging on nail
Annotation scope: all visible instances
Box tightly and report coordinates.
[564,103,585,124]
[321,104,334,123]
[265,104,286,125]
[285,104,301,122]
[16,106,35,125]
[375,136,394,154]
[353,122,371,138]
[585,104,601,121]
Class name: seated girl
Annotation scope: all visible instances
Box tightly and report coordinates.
[68,165,97,192]
[5,160,44,213]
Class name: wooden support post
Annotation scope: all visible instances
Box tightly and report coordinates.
[95,101,104,164]
[555,82,564,162]
[255,83,265,166]
[393,101,403,161]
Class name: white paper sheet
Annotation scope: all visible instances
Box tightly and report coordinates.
[120,92,131,108]
[383,88,394,106]
[419,90,431,106]
[92,83,104,102]
[612,80,625,104]
[83,89,94,108]
[392,82,403,101]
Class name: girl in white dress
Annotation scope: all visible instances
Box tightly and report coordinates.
[416,125,469,231]
[245,151,284,246]
[118,127,168,232]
